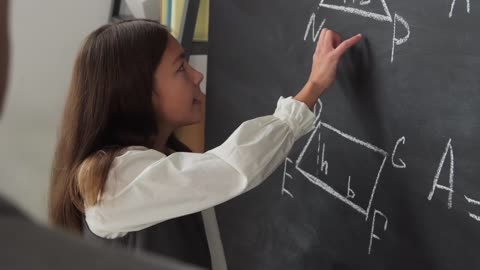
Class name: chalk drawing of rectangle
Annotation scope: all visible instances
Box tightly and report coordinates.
[295,120,388,220]
[318,0,393,22]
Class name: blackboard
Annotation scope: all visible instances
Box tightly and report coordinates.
[205,1,480,269]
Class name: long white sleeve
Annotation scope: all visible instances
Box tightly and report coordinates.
[85,97,315,238]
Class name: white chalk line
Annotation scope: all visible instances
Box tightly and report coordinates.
[318,0,393,22]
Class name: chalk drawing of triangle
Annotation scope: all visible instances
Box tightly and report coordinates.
[319,0,393,22]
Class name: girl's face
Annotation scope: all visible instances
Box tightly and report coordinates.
[152,35,204,129]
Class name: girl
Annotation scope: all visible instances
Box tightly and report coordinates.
[49,19,361,267]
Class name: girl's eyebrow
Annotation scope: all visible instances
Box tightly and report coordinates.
[173,52,185,65]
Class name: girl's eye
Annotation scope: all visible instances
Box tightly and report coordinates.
[178,62,185,72]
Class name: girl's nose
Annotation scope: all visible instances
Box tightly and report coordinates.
[193,68,204,86]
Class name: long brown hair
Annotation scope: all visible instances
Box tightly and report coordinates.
[49,19,189,233]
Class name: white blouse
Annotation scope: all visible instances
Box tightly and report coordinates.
[85,97,315,238]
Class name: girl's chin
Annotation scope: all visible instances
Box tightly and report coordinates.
[187,114,203,125]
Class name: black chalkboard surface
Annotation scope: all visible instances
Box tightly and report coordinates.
[205,1,480,269]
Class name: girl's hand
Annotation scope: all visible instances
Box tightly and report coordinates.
[295,29,362,109]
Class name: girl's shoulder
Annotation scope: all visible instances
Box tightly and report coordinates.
[112,146,167,169]
[103,146,168,199]
[115,145,151,158]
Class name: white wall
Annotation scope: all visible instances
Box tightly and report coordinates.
[0,0,111,223]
